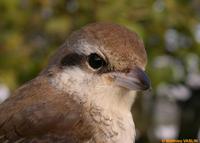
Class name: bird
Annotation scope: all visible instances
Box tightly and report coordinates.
[0,22,150,143]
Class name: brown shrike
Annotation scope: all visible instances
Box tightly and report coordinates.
[0,23,150,143]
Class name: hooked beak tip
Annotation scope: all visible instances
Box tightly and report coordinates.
[135,68,150,90]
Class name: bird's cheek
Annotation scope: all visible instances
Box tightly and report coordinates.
[101,74,115,85]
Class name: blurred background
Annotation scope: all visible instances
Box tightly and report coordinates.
[0,0,199,142]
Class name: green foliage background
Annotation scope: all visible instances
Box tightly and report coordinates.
[0,0,199,142]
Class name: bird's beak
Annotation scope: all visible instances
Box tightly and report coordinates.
[112,67,150,91]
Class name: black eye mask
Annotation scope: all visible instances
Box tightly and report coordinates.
[60,53,83,67]
[60,52,111,74]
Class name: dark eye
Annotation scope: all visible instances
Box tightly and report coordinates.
[87,53,106,70]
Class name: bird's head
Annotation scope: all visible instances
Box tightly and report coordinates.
[43,23,150,110]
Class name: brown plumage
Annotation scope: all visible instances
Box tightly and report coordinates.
[0,23,150,143]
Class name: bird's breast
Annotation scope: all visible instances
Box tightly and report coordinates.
[83,103,135,143]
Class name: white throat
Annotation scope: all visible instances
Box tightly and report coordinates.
[49,67,137,143]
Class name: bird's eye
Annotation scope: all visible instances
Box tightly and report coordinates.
[87,53,106,70]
